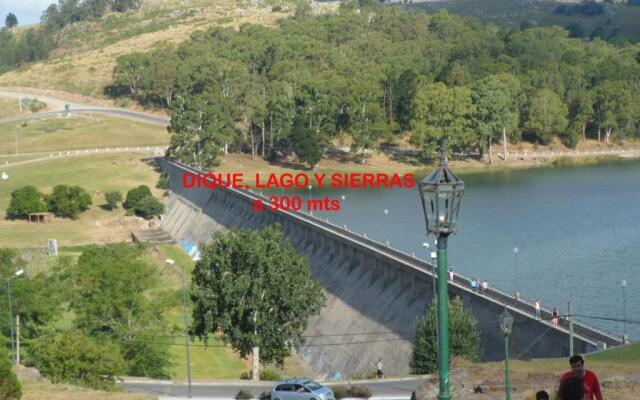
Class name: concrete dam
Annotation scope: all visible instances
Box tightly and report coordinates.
[158,159,622,377]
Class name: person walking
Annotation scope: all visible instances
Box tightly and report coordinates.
[559,355,603,400]
[448,269,454,282]
[534,298,541,318]
[376,358,384,378]
[552,307,559,326]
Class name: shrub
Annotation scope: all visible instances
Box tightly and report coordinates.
[6,186,46,219]
[332,386,349,400]
[239,371,251,380]
[410,296,480,374]
[0,344,21,399]
[105,190,123,210]
[259,392,271,400]
[155,174,168,190]
[134,195,164,219]
[45,185,92,219]
[29,330,125,390]
[272,5,282,12]
[235,390,253,400]
[349,385,372,399]
[125,185,152,210]
[260,369,282,381]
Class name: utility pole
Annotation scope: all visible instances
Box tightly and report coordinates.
[16,314,20,365]
[568,301,574,356]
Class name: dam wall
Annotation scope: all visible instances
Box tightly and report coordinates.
[159,159,620,376]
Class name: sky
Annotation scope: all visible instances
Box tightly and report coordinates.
[0,0,54,26]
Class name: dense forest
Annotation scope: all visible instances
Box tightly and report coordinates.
[0,0,139,72]
[109,2,640,168]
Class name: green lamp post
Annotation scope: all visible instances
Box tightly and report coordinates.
[418,139,464,400]
[499,308,514,400]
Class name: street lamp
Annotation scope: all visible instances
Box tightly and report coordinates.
[621,279,627,344]
[512,247,519,300]
[166,259,192,398]
[384,209,389,246]
[499,308,514,400]
[417,139,464,400]
[308,185,313,216]
[6,269,25,364]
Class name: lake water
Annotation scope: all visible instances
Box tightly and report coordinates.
[288,160,640,341]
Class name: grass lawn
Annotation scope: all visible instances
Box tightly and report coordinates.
[0,114,168,155]
[0,96,22,118]
[0,153,164,247]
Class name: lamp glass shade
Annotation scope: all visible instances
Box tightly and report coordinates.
[499,309,514,336]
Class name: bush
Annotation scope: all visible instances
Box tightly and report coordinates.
[272,5,282,12]
[125,185,152,210]
[259,391,271,400]
[29,330,125,390]
[105,190,123,210]
[235,390,253,400]
[0,344,21,399]
[6,186,46,219]
[332,386,349,400]
[134,195,164,219]
[260,369,282,381]
[45,185,92,219]
[155,174,168,190]
[239,371,251,380]
[349,385,372,399]
[410,296,480,374]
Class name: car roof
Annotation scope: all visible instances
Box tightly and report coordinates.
[277,378,316,385]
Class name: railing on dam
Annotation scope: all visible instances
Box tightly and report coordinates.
[165,159,623,349]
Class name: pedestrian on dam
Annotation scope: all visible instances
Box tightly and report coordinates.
[534,298,541,318]
[448,269,454,281]
[552,307,559,326]
[376,358,384,378]
[481,280,488,292]
[471,278,478,291]
[559,355,603,400]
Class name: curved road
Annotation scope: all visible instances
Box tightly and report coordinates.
[0,90,169,127]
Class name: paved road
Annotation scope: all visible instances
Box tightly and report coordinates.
[0,90,169,126]
[121,377,422,399]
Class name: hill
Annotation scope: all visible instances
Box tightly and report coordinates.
[406,0,640,44]
[0,0,337,98]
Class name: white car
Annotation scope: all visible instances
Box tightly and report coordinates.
[271,379,334,400]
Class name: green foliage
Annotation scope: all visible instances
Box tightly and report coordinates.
[291,116,323,168]
[526,89,568,145]
[45,184,92,219]
[62,244,173,378]
[348,385,372,399]
[0,343,21,400]
[29,329,125,390]
[259,369,282,381]
[4,13,17,28]
[235,390,253,400]
[191,225,325,372]
[332,386,349,400]
[410,296,480,374]
[134,195,164,219]
[259,391,271,400]
[125,185,152,209]
[156,174,168,190]
[21,98,46,113]
[6,186,46,220]
[104,190,123,210]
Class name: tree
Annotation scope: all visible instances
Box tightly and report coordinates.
[124,185,152,210]
[46,185,92,219]
[191,225,325,379]
[411,82,477,160]
[526,89,568,145]
[0,342,21,399]
[6,186,46,220]
[134,195,164,219]
[410,296,480,374]
[104,190,122,210]
[66,244,173,378]
[473,74,521,163]
[4,13,17,28]
[29,329,125,389]
[593,80,636,143]
[290,116,323,168]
